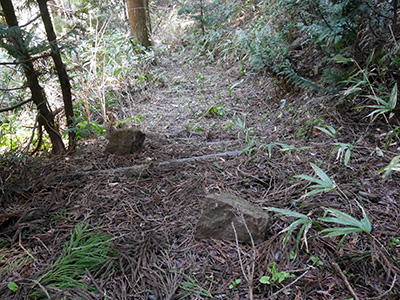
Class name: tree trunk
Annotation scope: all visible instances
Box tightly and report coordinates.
[0,0,65,154]
[126,0,151,48]
[38,0,75,151]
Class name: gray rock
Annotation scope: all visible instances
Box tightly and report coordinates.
[105,129,145,155]
[195,193,270,244]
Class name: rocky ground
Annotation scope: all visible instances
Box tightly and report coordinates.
[1,49,400,299]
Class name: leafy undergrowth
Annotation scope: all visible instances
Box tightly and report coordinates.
[1,49,400,299]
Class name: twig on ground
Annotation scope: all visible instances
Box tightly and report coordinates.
[331,261,360,300]
[232,218,255,300]
[30,279,51,299]
[19,232,35,259]
[365,273,397,300]
[268,267,313,300]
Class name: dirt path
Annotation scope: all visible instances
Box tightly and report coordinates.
[1,50,400,299]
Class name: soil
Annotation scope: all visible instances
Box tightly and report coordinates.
[1,49,400,299]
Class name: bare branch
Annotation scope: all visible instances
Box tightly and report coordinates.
[0,98,32,113]
[0,85,26,91]
[0,61,19,65]
[20,13,41,28]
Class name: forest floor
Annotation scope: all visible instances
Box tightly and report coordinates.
[1,48,400,299]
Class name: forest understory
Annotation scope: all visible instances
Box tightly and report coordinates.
[1,48,400,299]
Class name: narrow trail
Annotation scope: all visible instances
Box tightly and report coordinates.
[1,49,400,299]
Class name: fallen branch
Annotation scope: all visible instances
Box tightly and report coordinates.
[157,150,241,166]
[50,150,242,182]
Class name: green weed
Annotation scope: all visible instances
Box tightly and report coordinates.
[73,119,105,140]
[205,104,225,118]
[262,142,312,158]
[259,262,294,286]
[31,222,116,298]
[310,256,323,267]
[365,83,398,121]
[233,117,258,156]
[332,142,354,166]
[7,282,18,292]
[267,200,372,251]
[320,201,372,251]
[315,125,341,139]
[228,278,241,289]
[170,270,212,299]
[389,237,399,251]
[294,163,336,198]
[379,155,400,179]
[115,116,146,128]
[264,207,315,250]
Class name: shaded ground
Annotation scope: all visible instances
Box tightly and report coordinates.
[1,49,400,299]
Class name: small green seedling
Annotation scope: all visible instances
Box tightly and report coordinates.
[390,237,399,251]
[115,115,145,127]
[206,105,224,118]
[229,279,241,289]
[7,282,18,292]
[310,256,323,267]
[259,262,294,286]
[228,79,244,95]
[332,142,354,166]
[171,270,212,298]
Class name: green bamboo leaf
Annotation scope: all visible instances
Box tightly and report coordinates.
[365,49,375,67]
[344,149,351,165]
[229,79,244,95]
[321,227,363,237]
[294,174,326,186]
[333,55,354,63]
[389,83,397,110]
[326,125,335,133]
[266,207,313,248]
[319,216,362,227]
[282,219,305,244]
[297,219,313,250]
[280,218,307,234]
[320,204,372,235]
[336,234,347,251]
[356,201,372,233]
[380,155,400,179]
[302,188,329,198]
[309,182,331,189]
[310,163,332,184]
[360,218,372,233]
[266,207,309,219]
[321,208,363,227]
[315,126,335,138]
[366,95,388,106]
